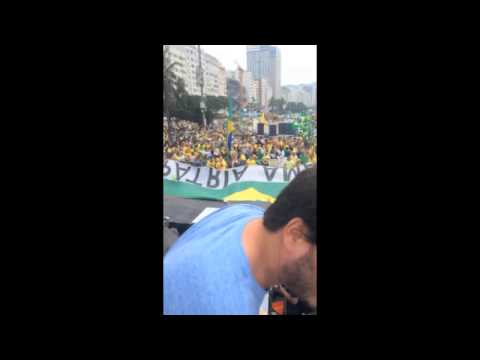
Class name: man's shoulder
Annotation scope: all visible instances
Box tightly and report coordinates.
[166,204,263,254]
[209,203,265,218]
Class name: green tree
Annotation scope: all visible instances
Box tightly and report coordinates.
[285,101,308,114]
[206,95,227,114]
[172,78,193,122]
[173,94,227,127]
[175,78,188,101]
[271,98,286,114]
[285,102,296,113]
[249,98,259,112]
[269,97,276,113]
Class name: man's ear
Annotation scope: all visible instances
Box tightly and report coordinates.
[282,217,311,258]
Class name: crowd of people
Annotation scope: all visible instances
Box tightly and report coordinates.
[163,120,317,170]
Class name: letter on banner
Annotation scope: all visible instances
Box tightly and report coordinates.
[224,170,229,188]
[283,166,301,182]
[207,168,221,188]
[175,162,192,181]
[185,166,203,186]
[263,166,278,182]
[164,161,171,177]
[232,166,248,182]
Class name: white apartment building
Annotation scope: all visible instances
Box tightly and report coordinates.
[249,82,258,103]
[247,45,281,100]
[166,45,226,97]
[281,84,315,107]
[265,82,273,109]
[252,80,259,103]
[217,64,227,97]
[245,71,256,104]
[253,78,272,110]
[204,52,227,97]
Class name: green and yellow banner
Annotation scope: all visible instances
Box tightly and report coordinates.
[163,160,312,203]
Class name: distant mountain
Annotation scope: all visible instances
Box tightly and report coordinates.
[282,82,316,90]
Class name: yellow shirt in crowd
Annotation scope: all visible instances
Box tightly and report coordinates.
[285,158,295,170]
[215,158,227,170]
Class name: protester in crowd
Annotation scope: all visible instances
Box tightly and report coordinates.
[230,151,240,168]
[284,156,296,171]
[239,153,246,166]
[207,157,216,168]
[163,120,317,169]
[245,155,256,166]
[262,152,270,166]
[216,156,227,171]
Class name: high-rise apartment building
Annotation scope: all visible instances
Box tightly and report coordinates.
[247,45,281,100]
[252,78,272,110]
[166,45,226,97]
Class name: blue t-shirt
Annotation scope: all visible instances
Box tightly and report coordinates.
[163,204,266,315]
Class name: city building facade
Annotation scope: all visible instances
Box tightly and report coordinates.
[166,45,226,97]
[247,45,281,100]
[253,78,272,110]
[243,70,254,104]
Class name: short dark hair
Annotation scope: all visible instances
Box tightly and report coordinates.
[263,167,317,244]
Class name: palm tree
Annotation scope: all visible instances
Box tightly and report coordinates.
[269,98,286,114]
[269,97,275,113]
[279,98,286,114]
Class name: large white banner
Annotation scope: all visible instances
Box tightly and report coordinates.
[163,160,312,190]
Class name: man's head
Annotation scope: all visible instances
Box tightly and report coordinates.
[263,167,317,308]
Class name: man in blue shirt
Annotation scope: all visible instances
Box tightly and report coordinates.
[163,167,317,315]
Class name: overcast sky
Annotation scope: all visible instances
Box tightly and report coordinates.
[200,45,316,86]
